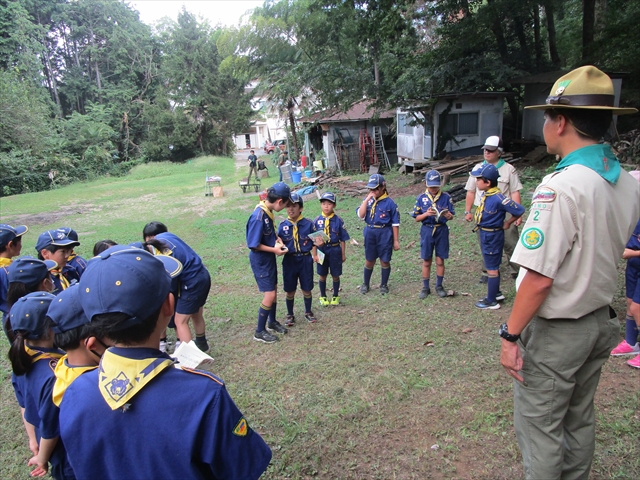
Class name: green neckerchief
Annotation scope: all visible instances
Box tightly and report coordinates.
[555,144,621,184]
[483,158,505,170]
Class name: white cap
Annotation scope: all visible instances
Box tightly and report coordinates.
[482,136,503,152]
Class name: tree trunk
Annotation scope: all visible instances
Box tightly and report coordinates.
[486,0,509,61]
[513,15,531,71]
[43,44,62,119]
[287,97,300,159]
[582,0,596,62]
[533,6,542,72]
[543,0,561,68]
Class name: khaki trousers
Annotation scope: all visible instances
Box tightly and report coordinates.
[513,306,618,479]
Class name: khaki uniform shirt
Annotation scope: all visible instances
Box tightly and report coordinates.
[512,164,640,319]
[465,161,523,205]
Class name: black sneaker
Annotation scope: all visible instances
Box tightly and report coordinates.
[360,284,370,294]
[435,285,447,298]
[253,330,278,343]
[379,284,389,295]
[194,336,209,352]
[304,312,317,323]
[285,314,296,327]
[267,321,288,334]
[479,275,488,284]
[419,288,430,299]
[496,291,506,302]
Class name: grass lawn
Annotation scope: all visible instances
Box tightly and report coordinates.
[0,155,638,479]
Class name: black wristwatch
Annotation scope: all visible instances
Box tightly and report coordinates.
[498,323,520,342]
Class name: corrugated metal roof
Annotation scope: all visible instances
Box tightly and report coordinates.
[301,101,396,123]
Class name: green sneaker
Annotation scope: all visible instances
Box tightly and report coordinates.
[330,296,340,305]
[319,296,330,306]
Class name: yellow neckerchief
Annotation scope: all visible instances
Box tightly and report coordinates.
[370,192,389,220]
[24,344,64,364]
[255,201,274,222]
[0,257,12,268]
[67,252,77,262]
[98,348,174,410]
[287,213,303,252]
[321,212,334,237]
[50,268,70,290]
[52,355,98,407]
[474,187,501,225]
[425,189,442,211]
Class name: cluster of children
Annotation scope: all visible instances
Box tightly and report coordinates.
[3,226,270,479]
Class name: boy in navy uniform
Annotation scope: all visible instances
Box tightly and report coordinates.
[412,170,455,298]
[55,228,87,283]
[471,164,524,309]
[35,230,80,295]
[278,193,318,325]
[356,174,400,295]
[0,223,28,322]
[246,182,292,343]
[59,245,272,480]
[314,192,350,305]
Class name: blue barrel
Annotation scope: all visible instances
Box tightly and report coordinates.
[291,171,302,183]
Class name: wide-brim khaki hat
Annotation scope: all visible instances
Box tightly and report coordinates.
[526,65,637,115]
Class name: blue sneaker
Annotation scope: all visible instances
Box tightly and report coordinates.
[475,297,500,310]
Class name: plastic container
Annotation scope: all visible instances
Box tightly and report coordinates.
[291,171,302,183]
[304,170,312,178]
[301,155,308,167]
[313,160,324,171]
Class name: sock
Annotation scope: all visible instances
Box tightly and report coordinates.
[487,275,500,303]
[286,294,295,315]
[257,303,270,332]
[195,332,205,338]
[319,280,327,297]
[423,278,430,291]
[304,293,312,313]
[436,275,443,288]
[333,280,340,297]
[625,316,639,346]
[381,266,390,287]
[363,266,373,287]
[268,302,277,325]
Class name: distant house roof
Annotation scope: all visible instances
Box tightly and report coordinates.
[510,70,627,84]
[302,101,396,124]
[402,91,515,111]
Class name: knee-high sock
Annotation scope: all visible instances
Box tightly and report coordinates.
[257,303,270,332]
[286,294,295,315]
[363,266,373,287]
[487,275,500,303]
[423,278,430,290]
[625,315,639,346]
[319,280,327,297]
[333,280,340,297]
[380,266,391,286]
[436,275,444,287]
[304,293,312,313]
[268,302,277,324]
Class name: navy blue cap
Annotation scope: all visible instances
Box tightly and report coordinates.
[10,292,56,339]
[471,163,500,182]
[56,227,79,242]
[269,182,292,201]
[366,174,385,189]
[127,243,183,277]
[290,192,303,207]
[48,285,90,334]
[8,257,58,288]
[79,245,172,329]
[425,170,442,187]
[0,224,28,248]
[319,192,337,203]
[35,230,80,253]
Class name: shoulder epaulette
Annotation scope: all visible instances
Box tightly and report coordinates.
[181,366,225,386]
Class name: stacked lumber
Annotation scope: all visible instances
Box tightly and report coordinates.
[521,145,550,163]
[292,171,370,197]
[446,184,467,203]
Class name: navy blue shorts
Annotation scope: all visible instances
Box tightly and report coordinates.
[250,250,278,292]
[480,229,504,271]
[283,254,314,292]
[316,245,343,277]
[364,226,394,263]
[626,257,640,304]
[420,224,449,260]
[175,268,211,315]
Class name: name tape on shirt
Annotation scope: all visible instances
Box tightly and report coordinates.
[532,187,556,203]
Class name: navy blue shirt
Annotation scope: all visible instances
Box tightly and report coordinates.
[246,206,277,250]
[356,196,400,227]
[278,217,316,253]
[60,347,272,480]
[412,192,455,226]
[155,232,206,286]
[626,219,640,250]
[477,193,524,228]
[313,214,350,245]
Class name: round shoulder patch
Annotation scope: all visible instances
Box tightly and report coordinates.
[521,227,544,250]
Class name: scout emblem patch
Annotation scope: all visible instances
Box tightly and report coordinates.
[233,417,248,437]
[521,228,544,250]
[555,79,571,95]
[532,187,556,203]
